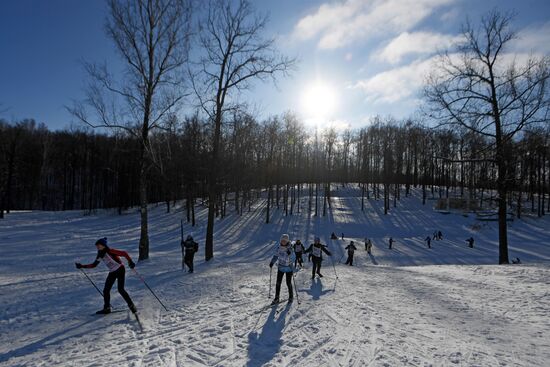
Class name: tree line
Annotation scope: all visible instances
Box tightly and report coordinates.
[2,114,548,218]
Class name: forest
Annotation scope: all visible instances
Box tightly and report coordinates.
[1,113,548,220]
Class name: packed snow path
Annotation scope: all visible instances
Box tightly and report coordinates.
[1,187,549,366]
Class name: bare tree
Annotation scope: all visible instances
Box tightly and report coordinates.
[69,0,191,260]
[424,10,550,264]
[191,0,295,261]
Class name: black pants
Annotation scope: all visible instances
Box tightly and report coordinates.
[312,257,322,277]
[295,252,303,267]
[184,251,195,271]
[104,266,133,309]
[275,270,293,299]
[345,253,354,265]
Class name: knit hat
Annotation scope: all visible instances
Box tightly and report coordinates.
[314,236,320,243]
[280,234,290,243]
[95,237,108,247]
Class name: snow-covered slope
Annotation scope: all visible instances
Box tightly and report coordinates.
[1,187,549,366]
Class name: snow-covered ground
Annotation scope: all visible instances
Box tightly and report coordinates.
[1,186,549,366]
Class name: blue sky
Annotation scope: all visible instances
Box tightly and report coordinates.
[1,0,549,130]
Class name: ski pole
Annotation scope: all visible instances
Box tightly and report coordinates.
[292,272,300,304]
[78,268,112,308]
[181,220,185,270]
[78,268,104,297]
[132,268,169,311]
[339,253,345,263]
[268,266,273,299]
[330,255,339,279]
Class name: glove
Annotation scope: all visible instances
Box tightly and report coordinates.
[128,260,136,269]
[269,262,274,268]
[75,263,82,269]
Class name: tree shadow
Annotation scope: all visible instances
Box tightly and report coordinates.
[0,318,98,363]
[368,253,378,265]
[246,303,291,367]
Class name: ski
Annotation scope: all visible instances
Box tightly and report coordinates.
[91,309,127,316]
[276,300,297,314]
[253,299,288,314]
[133,312,144,332]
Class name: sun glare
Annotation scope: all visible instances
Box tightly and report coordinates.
[301,80,338,121]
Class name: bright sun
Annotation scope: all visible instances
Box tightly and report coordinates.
[301,80,338,121]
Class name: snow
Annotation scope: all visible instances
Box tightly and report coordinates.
[1,186,549,366]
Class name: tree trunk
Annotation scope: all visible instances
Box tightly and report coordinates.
[138,149,150,261]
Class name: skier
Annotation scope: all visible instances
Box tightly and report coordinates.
[181,234,199,273]
[269,234,296,304]
[344,241,357,266]
[75,237,137,314]
[330,232,338,240]
[466,237,474,248]
[425,236,431,248]
[433,231,438,240]
[438,230,443,240]
[294,239,305,268]
[366,239,373,254]
[304,237,332,279]
[364,237,368,251]
[389,237,394,249]
[341,232,345,240]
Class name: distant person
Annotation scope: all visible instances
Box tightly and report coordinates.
[330,232,338,240]
[364,237,368,251]
[425,236,432,249]
[75,237,137,315]
[466,237,474,248]
[304,237,332,279]
[366,239,373,254]
[181,235,199,273]
[294,240,305,268]
[438,231,443,240]
[269,234,295,304]
[344,241,357,266]
[389,237,394,249]
[433,231,438,240]
[341,232,345,240]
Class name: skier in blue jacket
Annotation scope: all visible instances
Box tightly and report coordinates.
[269,234,296,304]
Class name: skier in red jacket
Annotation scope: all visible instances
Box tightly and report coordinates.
[76,237,137,314]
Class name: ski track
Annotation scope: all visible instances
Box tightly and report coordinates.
[1,186,550,366]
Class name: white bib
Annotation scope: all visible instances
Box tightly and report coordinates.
[277,246,292,267]
[101,253,122,272]
[312,246,322,257]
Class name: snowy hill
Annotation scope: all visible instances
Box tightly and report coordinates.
[1,186,549,366]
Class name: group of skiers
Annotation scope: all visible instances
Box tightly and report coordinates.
[269,234,332,305]
[76,230,480,314]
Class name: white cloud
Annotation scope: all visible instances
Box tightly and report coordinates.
[353,41,546,106]
[293,0,456,49]
[374,31,462,64]
[511,22,550,55]
[351,57,437,103]
[440,8,459,22]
